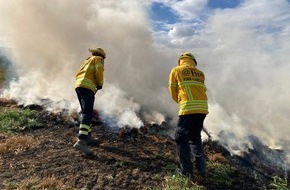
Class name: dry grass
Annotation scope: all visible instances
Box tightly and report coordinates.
[0,135,40,154]
[150,135,171,144]
[3,175,74,190]
[208,153,229,164]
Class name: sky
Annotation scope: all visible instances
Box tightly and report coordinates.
[0,0,290,160]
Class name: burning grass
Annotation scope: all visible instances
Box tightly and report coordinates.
[0,135,40,154]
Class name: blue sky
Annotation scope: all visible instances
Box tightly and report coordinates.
[144,0,290,51]
[207,0,241,9]
[149,0,242,29]
[150,0,242,23]
[150,2,178,24]
[145,0,249,48]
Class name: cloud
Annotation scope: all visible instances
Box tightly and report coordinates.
[170,0,208,21]
[167,21,207,47]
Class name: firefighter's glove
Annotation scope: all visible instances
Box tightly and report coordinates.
[96,86,102,90]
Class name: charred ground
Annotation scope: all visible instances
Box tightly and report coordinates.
[0,98,289,190]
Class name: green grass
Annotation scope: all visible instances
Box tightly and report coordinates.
[0,109,44,133]
[269,176,289,190]
[163,174,204,190]
[161,161,177,172]
[207,162,236,187]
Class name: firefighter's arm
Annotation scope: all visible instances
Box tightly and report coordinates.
[168,69,178,103]
[201,71,207,92]
[94,58,104,90]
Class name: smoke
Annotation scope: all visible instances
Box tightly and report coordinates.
[0,0,95,107]
[199,0,290,145]
[0,50,16,89]
[0,0,175,130]
[147,0,290,152]
[190,0,290,164]
[1,0,290,161]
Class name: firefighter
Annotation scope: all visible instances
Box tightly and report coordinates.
[73,48,106,155]
[168,51,208,179]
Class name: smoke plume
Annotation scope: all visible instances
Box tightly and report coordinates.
[0,0,176,129]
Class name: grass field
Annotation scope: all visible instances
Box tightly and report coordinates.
[0,102,288,190]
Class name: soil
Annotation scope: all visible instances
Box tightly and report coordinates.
[0,99,289,190]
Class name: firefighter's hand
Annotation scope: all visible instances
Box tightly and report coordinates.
[96,86,102,90]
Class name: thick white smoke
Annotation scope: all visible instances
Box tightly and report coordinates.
[0,0,175,130]
[200,0,290,145]
[1,0,290,163]
[153,0,290,166]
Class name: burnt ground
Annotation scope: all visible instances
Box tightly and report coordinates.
[0,99,289,190]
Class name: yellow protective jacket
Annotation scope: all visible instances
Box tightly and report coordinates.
[168,58,208,115]
[75,56,104,93]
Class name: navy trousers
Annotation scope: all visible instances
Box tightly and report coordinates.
[75,87,95,139]
[175,114,207,176]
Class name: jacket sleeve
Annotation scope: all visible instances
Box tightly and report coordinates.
[94,58,104,88]
[168,68,178,103]
[200,70,207,92]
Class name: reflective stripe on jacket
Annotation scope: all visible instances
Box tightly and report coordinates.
[75,56,104,93]
[169,58,208,115]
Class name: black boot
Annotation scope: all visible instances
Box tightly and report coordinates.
[73,139,93,155]
[87,133,100,146]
